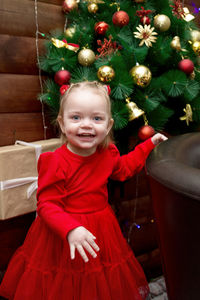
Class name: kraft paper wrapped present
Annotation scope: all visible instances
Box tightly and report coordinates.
[0,139,62,220]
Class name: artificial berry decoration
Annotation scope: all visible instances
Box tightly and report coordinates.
[138,125,155,140]
[60,84,70,95]
[94,21,109,35]
[112,11,129,27]
[54,69,71,86]
[178,59,194,75]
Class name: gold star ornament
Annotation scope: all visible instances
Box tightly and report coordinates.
[133,24,158,47]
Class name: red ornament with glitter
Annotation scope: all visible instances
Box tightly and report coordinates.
[138,125,155,140]
[178,59,194,75]
[94,21,109,35]
[112,11,129,27]
[54,70,71,86]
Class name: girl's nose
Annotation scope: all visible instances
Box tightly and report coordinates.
[80,118,92,128]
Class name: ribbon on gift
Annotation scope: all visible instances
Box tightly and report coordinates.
[0,141,42,199]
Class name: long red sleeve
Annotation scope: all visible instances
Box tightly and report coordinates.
[110,138,155,181]
[36,152,82,240]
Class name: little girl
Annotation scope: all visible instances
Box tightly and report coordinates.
[0,81,167,300]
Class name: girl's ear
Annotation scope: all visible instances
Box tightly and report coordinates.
[107,118,114,135]
[57,116,65,134]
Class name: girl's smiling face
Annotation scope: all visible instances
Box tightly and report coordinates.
[58,88,114,156]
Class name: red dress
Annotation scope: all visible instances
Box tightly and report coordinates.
[0,139,155,300]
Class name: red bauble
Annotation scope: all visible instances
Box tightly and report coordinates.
[54,70,71,86]
[178,59,194,75]
[94,21,109,35]
[112,11,129,27]
[138,125,155,141]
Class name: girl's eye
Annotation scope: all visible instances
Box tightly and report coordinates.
[72,115,80,120]
[94,116,102,121]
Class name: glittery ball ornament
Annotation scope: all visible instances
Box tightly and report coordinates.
[88,2,98,13]
[65,27,76,38]
[130,64,152,88]
[153,14,171,32]
[190,30,200,43]
[94,21,109,35]
[170,36,181,51]
[97,65,115,82]
[78,49,96,66]
[112,11,129,27]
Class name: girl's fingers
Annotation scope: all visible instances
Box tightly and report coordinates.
[88,239,100,252]
[70,244,75,260]
[76,245,89,263]
[82,241,97,258]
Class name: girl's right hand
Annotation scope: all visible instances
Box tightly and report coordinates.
[67,226,100,263]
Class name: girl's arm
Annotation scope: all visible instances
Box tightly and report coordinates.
[110,133,167,181]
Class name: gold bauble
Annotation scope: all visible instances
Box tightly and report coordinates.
[170,36,181,51]
[126,99,144,121]
[78,49,96,66]
[192,41,200,55]
[65,27,76,38]
[88,2,98,13]
[190,30,200,43]
[130,64,152,88]
[97,65,115,82]
[154,14,171,32]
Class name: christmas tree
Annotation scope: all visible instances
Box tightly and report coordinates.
[38,0,200,148]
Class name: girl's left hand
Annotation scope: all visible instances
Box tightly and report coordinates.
[151,133,168,145]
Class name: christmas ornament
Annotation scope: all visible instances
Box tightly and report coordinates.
[170,0,185,19]
[94,21,109,35]
[65,27,76,38]
[189,71,195,80]
[60,84,70,95]
[178,59,194,74]
[170,36,181,51]
[112,11,129,27]
[51,38,79,52]
[182,7,195,22]
[136,7,152,25]
[97,65,115,82]
[54,69,71,86]
[180,104,193,125]
[62,0,78,13]
[88,2,98,13]
[126,99,144,121]
[78,48,96,66]
[192,41,200,55]
[190,30,200,42]
[153,14,171,32]
[138,125,155,140]
[134,0,145,2]
[130,64,152,87]
[96,35,122,58]
[134,24,158,47]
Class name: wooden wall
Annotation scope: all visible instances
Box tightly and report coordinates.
[0,0,63,146]
[0,0,199,281]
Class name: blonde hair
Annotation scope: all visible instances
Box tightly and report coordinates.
[57,81,114,148]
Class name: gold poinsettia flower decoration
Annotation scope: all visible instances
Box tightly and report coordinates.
[134,24,158,47]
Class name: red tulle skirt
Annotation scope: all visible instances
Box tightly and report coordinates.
[0,205,149,300]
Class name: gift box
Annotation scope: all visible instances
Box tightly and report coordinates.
[0,139,62,220]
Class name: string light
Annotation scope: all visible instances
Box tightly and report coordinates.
[34,0,48,140]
